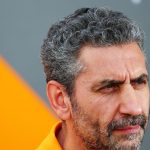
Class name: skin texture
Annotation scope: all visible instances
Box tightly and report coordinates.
[47,42,149,150]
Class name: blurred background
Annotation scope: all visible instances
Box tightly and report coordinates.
[0,0,150,149]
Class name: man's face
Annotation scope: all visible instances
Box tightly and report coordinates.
[71,43,149,150]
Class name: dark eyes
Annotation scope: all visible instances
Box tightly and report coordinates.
[98,84,120,94]
[131,78,147,89]
[98,79,147,94]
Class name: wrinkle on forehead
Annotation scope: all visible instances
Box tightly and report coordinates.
[78,43,147,82]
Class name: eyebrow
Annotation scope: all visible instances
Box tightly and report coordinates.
[92,73,149,91]
[100,79,124,87]
[130,73,149,83]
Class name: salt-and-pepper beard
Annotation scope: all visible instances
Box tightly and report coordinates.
[71,99,148,150]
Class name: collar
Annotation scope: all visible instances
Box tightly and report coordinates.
[36,121,62,150]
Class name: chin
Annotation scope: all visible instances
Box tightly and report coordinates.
[109,133,143,150]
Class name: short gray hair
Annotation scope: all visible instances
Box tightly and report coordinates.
[41,7,144,96]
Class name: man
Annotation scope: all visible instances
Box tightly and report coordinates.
[37,8,149,150]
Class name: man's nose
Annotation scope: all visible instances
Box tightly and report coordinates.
[119,84,142,116]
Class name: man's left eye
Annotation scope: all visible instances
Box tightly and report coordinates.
[131,79,147,89]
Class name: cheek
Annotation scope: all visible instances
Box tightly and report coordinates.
[97,96,119,123]
[135,88,150,115]
[74,81,120,124]
[87,95,119,125]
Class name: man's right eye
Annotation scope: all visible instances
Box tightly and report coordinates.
[99,84,119,94]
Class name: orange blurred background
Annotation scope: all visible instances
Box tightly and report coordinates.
[0,56,58,150]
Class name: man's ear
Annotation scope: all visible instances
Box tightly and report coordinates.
[46,80,71,120]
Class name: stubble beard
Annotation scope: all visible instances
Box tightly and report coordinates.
[71,99,147,150]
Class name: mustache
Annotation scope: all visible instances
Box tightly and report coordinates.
[107,114,147,135]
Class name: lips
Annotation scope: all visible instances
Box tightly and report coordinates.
[113,125,140,134]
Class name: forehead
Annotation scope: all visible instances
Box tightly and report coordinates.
[78,43,147,80]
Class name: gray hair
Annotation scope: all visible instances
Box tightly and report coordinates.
[41,7,144,96]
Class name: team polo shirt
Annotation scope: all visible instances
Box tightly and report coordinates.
[36,122,62,150]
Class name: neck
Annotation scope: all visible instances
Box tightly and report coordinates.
[57,120,87,150]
